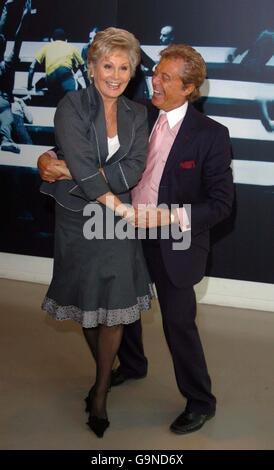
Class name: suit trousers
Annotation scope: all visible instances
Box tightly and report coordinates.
[118,238,216,414]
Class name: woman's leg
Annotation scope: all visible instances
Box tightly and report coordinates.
[92,324,124,419]
[82,326,98,362]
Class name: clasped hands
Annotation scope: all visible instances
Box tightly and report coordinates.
[120,205,171,228]
[38,154,172,228]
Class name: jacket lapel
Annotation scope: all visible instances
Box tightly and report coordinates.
[147,102,159,132]
[107,96,134,165]
[161,103,199,177]
[80,86,134,166]
[85,85,108,166]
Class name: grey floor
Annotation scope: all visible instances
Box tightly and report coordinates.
[0,278,274,450]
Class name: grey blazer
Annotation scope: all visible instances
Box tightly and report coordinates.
[41,84,149,211]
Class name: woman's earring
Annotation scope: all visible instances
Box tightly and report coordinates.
[90,74,94,83]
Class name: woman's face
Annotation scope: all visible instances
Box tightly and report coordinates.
[90,50,131,101]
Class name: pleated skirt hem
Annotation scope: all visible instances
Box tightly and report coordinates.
[42,287,154,328]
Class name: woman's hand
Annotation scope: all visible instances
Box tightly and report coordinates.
[99,167,106,180]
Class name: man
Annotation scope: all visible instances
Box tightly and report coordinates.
[127,25,175,101]
[38,44,234,434]
[81,26,100,66]
[159,25,175,46]
[0,0,31,153]
[227,27,274,132]
[27,28,89,105]
[11,95,33,144]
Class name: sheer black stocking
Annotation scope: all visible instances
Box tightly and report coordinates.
[92,324,124,419]
[82,326,98,362]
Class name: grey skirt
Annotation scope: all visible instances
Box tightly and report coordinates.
[42,203,153,328]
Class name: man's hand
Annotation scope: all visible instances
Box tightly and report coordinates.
[114,203,136,224]
[122,206,136,225]
[37,152,71,183]
[134,206,172,228]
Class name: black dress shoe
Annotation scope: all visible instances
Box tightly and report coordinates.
[170,410,215,435]
[110,367,147,387]
[87,415,110,438]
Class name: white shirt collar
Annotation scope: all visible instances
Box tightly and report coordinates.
[159,101,188,129]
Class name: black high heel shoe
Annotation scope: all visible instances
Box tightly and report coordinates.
[84,385,111,413]
[84,386,95,413]
[87,415,110,438]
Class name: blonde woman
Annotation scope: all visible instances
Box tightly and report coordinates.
[39,28,153,438]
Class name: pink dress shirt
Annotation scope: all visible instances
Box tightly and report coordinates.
[131,102,190,230]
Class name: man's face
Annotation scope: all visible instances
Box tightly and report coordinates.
[160,26,174,45]
[151,57,194,112]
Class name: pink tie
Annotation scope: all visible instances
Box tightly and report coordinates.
[144,113,168,179]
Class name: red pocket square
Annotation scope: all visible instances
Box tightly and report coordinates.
[179,160,196,170]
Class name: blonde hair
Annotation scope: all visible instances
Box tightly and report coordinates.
[88,27,141,77]
[160,44,206,101]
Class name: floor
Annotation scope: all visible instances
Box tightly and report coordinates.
[0,278,273,450]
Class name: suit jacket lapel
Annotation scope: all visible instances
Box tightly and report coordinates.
[161,102,199,177]
[147,102,159,132]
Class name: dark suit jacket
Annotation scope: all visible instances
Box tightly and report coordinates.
[147,102,234,288]
[41,84,148,210]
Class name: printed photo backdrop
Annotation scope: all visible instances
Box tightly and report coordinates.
[0,0,273,283]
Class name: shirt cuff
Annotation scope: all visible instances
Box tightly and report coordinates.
[47,150,58,159]
[175,207,191,232]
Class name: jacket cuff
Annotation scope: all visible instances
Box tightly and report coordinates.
[103,163,129,193]
[69,172,110,201]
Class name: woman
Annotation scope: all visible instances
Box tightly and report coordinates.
[39,28,153,438]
